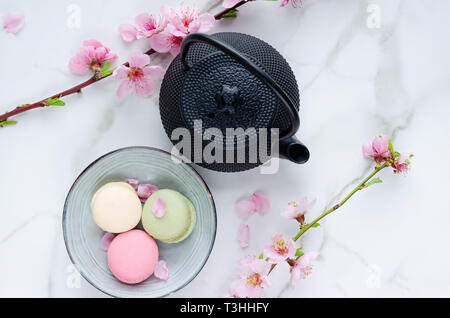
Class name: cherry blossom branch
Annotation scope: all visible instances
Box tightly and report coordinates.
[0,48,156,126]
[0,0,254,126]
[267,162,388,274]
[293,162,388,241]
[228,136,413,297]
[269,162,390,274]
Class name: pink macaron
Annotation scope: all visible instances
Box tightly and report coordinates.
[107,229,159,284]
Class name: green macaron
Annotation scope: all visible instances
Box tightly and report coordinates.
[142,189,196,243]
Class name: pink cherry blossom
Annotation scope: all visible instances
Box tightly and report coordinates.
[163,5,215,36]
[263,232,296,264]
[134,13,167,39]
[231,258,272,298]
[150,33,184,57]
[68,39,118,76]
[238,225,250,248]
[100,233,116,251]
[124,178,139,191]
[3,13,25,34]
[150,5,215,56]
[154,260,169,281]
[222,0,241,9]
[235,193,270,219]
[362,134,392,164]
[152,197,167,218]
[112,51,165,100]
[281,197,316,222]
[393,153,413,173]
[119,12,167,42]
[137,183,159,202]
[290,252,319,288]
[281,0,302,7]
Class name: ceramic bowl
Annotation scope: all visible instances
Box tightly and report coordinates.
[63,147,217,298]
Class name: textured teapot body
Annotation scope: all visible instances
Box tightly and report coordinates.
[159,32,309,172]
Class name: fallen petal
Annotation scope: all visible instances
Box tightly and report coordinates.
[3,12,25,34]
[137,183,159,202]
[154,260,168,281]
[124,179,139,191]
[100,233,116,251]
[235,199,255,219]
[238,225,250,248]
[152,197,166,218]
[252,193,270,215]
[118,23,137,42]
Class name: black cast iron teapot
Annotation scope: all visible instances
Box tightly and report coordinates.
[159,32,309,173]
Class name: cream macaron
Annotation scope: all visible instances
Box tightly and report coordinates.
[91,182,142,233]
[142,189,196,243]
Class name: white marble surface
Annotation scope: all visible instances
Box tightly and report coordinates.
[1,0,449,298]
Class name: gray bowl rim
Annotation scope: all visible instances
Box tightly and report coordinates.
[62,146,217,298]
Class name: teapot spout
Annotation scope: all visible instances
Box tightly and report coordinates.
[279,136,310,164]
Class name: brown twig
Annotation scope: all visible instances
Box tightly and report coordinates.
[0,0,253,124]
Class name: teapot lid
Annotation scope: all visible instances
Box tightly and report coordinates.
[181,52,278,140]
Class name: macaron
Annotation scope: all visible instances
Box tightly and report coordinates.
[142,189,196,243]
[107,230,159,284]
[91,182,142,233]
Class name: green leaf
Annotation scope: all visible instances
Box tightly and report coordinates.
[101,69,115,77]
[295,248,304,257]
[366,177,383,187]
[100,61,115,77]
[222,8,239,18]
[46,98,65,106]
[388,139,394,154]
[100,60,110,73]
[258,253,264,259]
[311,222,321,228]
[0,118,17,127]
